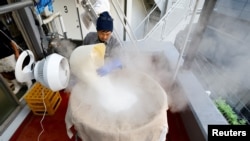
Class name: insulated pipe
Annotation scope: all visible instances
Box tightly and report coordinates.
[42,12,61,24]
[0,0,34,14]
[59,15,67,39]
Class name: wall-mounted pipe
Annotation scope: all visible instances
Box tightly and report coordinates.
[0,0,34,15]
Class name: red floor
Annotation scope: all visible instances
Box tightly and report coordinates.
[10,91,190,141]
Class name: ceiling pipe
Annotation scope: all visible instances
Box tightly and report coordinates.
[0,0,34,14]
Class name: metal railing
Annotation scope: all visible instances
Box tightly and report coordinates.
[138,0,194,41]
[80,0,201,47]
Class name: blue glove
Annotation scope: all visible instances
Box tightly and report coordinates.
[97,59,122,76]
[36,0,54,14]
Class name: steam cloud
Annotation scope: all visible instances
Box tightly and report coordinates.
[61,40,189,120]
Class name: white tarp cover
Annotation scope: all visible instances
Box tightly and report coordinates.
[65,44,168,141]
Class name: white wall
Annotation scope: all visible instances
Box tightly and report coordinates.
[52,0,83,40]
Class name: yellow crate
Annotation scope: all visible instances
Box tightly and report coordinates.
[24,82,62,115]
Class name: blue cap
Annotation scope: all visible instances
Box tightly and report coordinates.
[96,11,113,32]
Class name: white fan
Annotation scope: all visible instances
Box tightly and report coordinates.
[15,50,70,91]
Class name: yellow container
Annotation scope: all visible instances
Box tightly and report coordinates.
[24,82,62,115]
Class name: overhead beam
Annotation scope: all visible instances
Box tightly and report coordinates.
[0,0,33,14]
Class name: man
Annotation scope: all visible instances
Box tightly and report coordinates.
[83,11,121,58]
[82,11,122,76]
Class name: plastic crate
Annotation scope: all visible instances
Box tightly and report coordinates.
[24,82,62,115]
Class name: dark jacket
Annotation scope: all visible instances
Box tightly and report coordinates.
[82,32,120,57]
